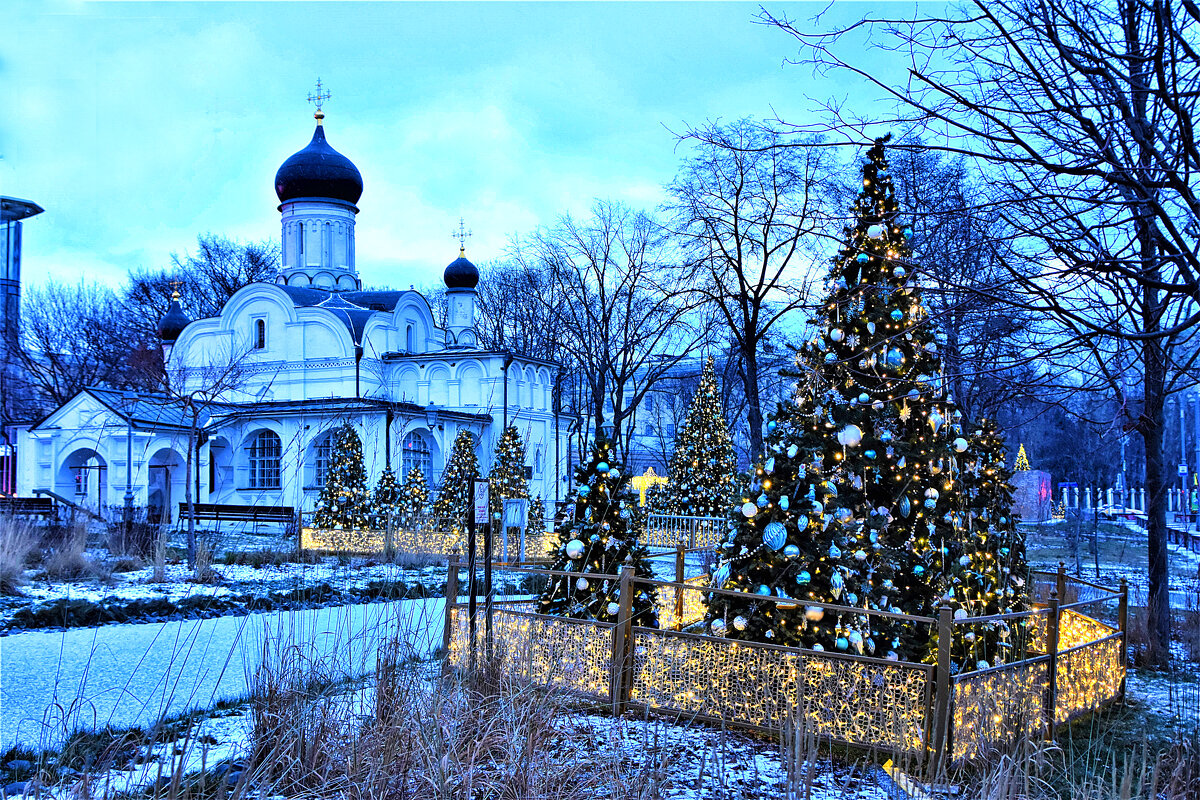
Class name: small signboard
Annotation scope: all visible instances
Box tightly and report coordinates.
[503,498,529,529]
[473,481,490,525]
[1180,464,1190,477]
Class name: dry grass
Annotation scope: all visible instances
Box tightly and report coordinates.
[191,542,218,584]
[0,516,39,595]
[43,524,112,584]
[219,547,322,568]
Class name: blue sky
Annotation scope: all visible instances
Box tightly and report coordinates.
[1,1,889,293]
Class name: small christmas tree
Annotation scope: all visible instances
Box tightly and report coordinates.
[431,429,480,535]
[953,419,1030,669]
[704,136,978,661]
[538,436,659,626]
[313,423,371,530]
[1013,444,1031,472]
[371,467,403,529]
[666,357,739,518]
[527,494,546,533]
[488,425,530,524]
[400,466,430,527]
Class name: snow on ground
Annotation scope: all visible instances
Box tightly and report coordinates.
[0,597,446,753]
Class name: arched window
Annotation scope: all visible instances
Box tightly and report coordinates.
[312,433,333,487]
[405,324,414,352]
[254,319,266,350]
[247,430,282,489]
[401,431,432,481]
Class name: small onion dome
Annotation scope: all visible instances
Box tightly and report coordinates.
[274,121,363,205]
[444,249,479,289]
[158,293,191,342]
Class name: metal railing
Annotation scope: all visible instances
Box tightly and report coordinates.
[644,514,727,549]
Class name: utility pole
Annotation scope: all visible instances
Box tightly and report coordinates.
[123,390,136,534]
[1182,397,1190,521]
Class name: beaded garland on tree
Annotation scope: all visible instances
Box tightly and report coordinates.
[666,357,739,518]
[313,423,371,530]
[703,136,1028,665]
[538,436,659,627]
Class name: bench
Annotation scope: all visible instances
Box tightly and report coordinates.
[177,503,297,534]
[0,496,56,520]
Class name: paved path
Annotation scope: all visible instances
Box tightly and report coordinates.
[0,598,445,752]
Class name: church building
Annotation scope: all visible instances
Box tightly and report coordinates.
[16,102,570,523]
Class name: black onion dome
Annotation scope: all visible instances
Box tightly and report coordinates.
[444,252,479,289]
[158,298,191,342]
[274,124,363,204]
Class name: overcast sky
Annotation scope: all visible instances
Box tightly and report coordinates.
[2,1,894,294]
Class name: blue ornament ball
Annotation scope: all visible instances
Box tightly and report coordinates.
[856,253,870,263]
[836,637,849,651]
[797,570,811,584]
[890,309,904,322]
[596,462,609,473]
[784,544,801,559]
[886,348,904,367]
[825,353,837,363]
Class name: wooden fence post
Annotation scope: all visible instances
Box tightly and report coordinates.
[610,562,635,716]
[1056,563,1068,604]
[674,545,685,631]
[1118,577,1129,703]
[930,603,954,775]
[442,552,459,676]
[1044,592,1061,741]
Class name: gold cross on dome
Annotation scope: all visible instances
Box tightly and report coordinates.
[307,78,331,116]
[452,217,473,254]
[169,279,183,301]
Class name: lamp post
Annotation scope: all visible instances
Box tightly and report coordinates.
[123,390,136,533]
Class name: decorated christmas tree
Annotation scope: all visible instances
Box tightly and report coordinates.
[431,430,480,535]
[704,136,983,662]
[666,357,739,518]
[488,425,530,524]
[538,436,659,626]
[953,419,1030,669]
[371,466,403,529]
[313,423,371,530]
[1014,444,1031,472]
[527,495,546,532]
[400,466,430,527]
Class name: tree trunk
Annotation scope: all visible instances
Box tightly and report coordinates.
[743,344,764,460]
[186,403,197,569]
[1142,295,1171,666]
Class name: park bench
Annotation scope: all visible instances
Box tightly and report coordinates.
[177,503,297,535]
[0,496,56,520]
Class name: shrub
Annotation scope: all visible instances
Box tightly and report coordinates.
[0,517,39,595]
[105,521,159,558]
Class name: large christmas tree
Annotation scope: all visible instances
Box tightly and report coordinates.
[538,436,659,627]
[313,423,371,530]
[666,357,739,518]
[431,430,480,534]
[488,425,530,524]
[953,418,1030,668]
[705,136,991,662]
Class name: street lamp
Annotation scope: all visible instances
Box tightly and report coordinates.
[122,390,136,533]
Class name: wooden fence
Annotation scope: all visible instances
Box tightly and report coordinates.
[445,561,1126,769]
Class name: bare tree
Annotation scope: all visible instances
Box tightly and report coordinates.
[125,233,280,343]
[510,200,712,458]
[765,0,1200,662]
[18,281,128,408]
[667,119,840,459]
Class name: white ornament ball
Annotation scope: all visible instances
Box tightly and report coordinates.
[606,602,620,616]
[953,608,968,621]
[805,605,825,622]
[565,539,585,559]
[830,328,845,342]
[575,577,590,591]
[783,544,800,559]
[732,615,748,632]
[867,223,885,238]
[839,424,863,447]
[741,501,758,518]
[954,437,969,452]
[854,549,868,561]
[710,618,727,636]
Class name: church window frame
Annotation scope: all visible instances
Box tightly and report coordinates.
[405,324,414,353]
[400,431,433,482]
[312,432,333,488]
[247,430,282,490]
[254,318,266,350]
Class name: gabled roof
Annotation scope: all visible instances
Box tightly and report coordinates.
[31,387,200,433]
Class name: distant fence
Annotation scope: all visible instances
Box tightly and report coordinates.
[301,518,557,562]
[644,514,727,549]
[446,563,1126,770]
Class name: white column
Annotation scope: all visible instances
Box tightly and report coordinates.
[1085,487,1092,510]
[1139,487,1146,512]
